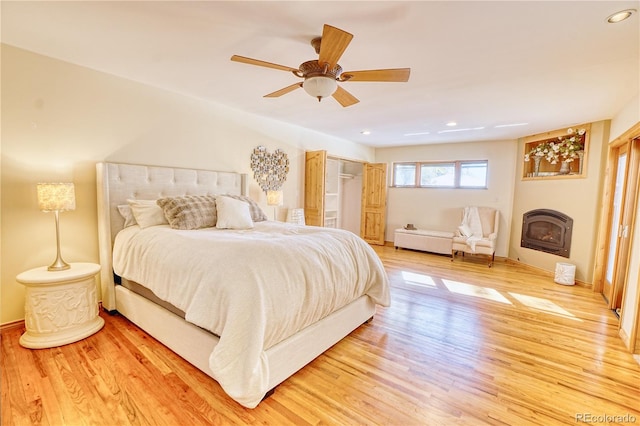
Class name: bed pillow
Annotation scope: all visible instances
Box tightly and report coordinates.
[223,194,268,222]
[215,195,254,229]
[458,224,473,238]
[127,199,168,228]
[117,205,137,228]
[157,195,217,230]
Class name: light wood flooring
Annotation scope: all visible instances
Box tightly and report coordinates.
[2,246,640,425]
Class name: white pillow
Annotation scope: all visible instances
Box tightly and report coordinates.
[215,196,254,229]
[458,224,473,237]
[117,204,136,228]
[127,199,168,228]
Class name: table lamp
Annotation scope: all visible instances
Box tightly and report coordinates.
[37,183,76,271]
[266,190,283,221]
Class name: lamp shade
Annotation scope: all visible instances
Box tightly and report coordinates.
[303,76,338,100]
[37,183,76,212]
[266,190,283,206]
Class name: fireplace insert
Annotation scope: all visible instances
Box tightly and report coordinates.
[521,209,573,258]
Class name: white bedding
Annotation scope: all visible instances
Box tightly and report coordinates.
[112,221,390,408]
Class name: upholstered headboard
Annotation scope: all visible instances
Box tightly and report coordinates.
[96,162,247,310]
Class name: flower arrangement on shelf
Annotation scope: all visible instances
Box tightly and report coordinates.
[524,128,586,165]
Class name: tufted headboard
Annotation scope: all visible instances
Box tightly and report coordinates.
[96,162,247,310]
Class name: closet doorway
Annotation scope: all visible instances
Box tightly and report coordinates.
[304,151,387,244]
[325,157,364,234]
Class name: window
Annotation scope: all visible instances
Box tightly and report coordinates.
[420,163,455,187]
[392,160,488,188]
[460,161,488,188]
[394,162,417,186]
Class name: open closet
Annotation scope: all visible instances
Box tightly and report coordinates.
[304,150,387,245]
[324,157,363,234]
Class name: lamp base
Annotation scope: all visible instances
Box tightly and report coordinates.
[48,209,71,271]
[48,259,71,271]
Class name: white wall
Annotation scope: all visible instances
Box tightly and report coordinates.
[609,94,639,141]
[340,174,363,234]
[374,139,517,257]
[0,45,374,324]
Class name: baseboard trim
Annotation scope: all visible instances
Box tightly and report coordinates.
[1,319,25,331]
[505,259,591,288]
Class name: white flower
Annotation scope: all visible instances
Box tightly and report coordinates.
[524,127,586,167]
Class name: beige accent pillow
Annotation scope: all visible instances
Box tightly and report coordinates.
[157,195,217,230]
[215,196,254,229]
[127,199,168,228]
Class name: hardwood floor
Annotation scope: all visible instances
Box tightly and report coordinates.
[3,246,639,425]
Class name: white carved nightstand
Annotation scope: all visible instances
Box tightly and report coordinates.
[17,262,104,349]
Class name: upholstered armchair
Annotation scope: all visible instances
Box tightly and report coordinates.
[452,206,500,267]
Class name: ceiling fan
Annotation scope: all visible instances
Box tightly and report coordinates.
[231,24,410,107]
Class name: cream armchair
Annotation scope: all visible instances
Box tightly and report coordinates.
[451,206,500,267]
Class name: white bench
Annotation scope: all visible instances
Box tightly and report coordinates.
[394,228,454,256]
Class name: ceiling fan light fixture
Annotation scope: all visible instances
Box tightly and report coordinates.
[303,76,338,101]
[231,24,409,107]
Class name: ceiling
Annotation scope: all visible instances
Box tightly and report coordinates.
[2,1,638,147]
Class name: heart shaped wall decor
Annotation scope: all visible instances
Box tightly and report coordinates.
[250,146,290,192]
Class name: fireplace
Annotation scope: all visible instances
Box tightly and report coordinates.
[521,209,573,257]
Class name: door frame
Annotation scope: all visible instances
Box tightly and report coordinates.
[593,123,640,305]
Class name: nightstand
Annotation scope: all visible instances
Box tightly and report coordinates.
[17,262,104,349]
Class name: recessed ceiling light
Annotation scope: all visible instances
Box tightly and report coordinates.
[404,131,431,136]
[446,121,457,127]
[494,123,529,128]
[360,130,371,135]
[607,9,636,23]
[437,127,485,134]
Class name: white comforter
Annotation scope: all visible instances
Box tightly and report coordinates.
[112,221,390,407]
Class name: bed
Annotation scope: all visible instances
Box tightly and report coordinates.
[96,162,390,408]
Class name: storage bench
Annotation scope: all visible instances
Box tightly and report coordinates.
[394,228,454,256]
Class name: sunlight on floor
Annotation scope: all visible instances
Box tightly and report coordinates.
[442,279,512,304]
[509,292,579,320]
[399,270,581,321]
[400,271,437,288]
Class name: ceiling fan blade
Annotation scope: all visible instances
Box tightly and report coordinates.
[231,55,299,73]
[318,24,353,69]
[341,68,411,82]
[264,83,303,98]
[332,85,359,107]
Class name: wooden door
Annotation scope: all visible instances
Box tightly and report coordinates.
[361,163,387,245]
[604,141,639,310]
[304,150,326,227]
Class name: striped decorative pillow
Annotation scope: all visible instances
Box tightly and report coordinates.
[157,195,217,230]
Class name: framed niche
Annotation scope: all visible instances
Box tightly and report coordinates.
[522,123,591,180]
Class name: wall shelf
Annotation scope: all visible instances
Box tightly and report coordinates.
[522,124,591,180]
